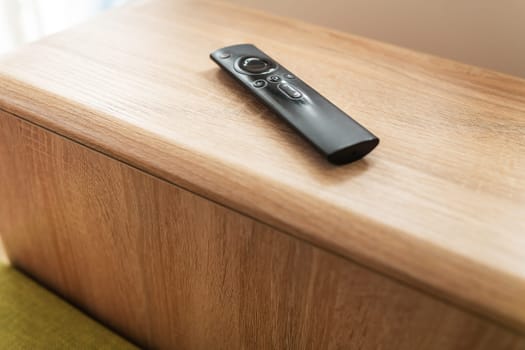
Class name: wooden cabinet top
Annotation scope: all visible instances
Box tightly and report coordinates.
[0,0,524,330]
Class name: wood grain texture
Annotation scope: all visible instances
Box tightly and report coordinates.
[0,0,524,331]
[1,111,524,349]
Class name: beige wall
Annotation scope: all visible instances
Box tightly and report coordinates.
[227,0,525,78]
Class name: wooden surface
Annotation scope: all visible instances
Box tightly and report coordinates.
[1,111,524,349]
[0,0,524,331]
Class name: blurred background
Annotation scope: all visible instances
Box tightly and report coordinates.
[230,0,525,78]
[0,0,524,77]
[0,0,127,54]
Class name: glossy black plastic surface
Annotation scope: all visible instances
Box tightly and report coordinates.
[210,44,379,165]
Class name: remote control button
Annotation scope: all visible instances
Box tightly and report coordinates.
[238,56,275,74]
[267,75,281,83]
[278,83,302,99]
[253,80,267,88]
[219,53,231,59]
[284,73,295,79]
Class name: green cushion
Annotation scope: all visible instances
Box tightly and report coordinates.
[0,264,138,349]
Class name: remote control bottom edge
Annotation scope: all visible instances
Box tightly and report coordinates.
[327,138,379,165]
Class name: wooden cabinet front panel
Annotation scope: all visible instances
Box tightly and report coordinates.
[1,111,523,349]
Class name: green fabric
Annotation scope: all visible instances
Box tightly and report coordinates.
[0,264,139,349]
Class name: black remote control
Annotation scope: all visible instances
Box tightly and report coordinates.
[210,44,379,165]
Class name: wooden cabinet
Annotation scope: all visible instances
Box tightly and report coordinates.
[0,0,524,348]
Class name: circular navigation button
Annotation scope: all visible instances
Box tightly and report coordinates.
[239,57,273,73]
[235,56,277,75]
[253,80,267,88]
